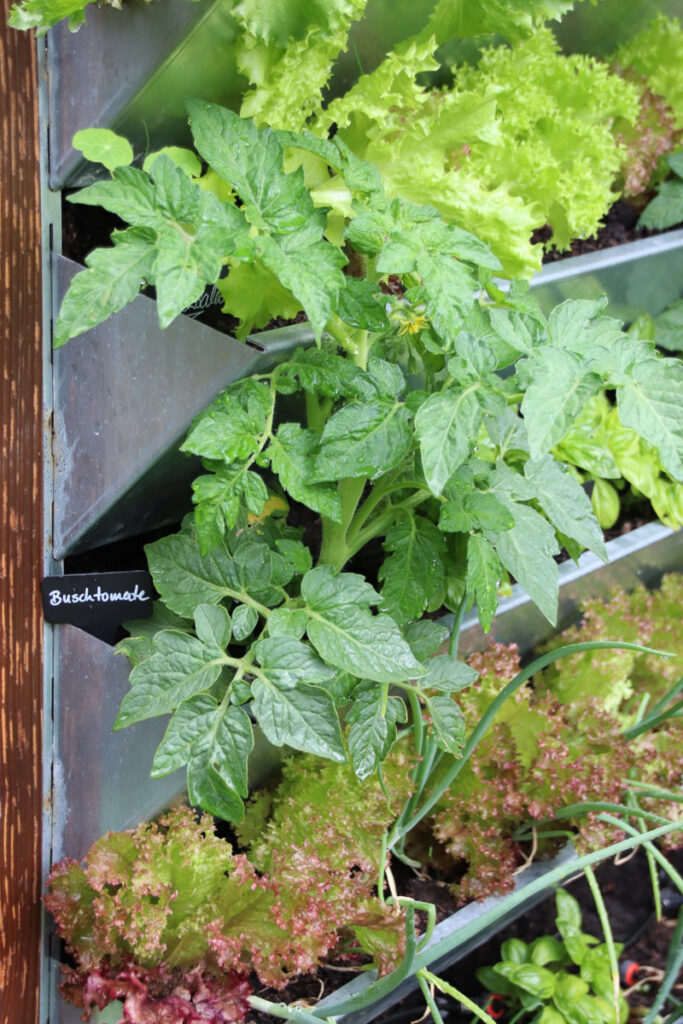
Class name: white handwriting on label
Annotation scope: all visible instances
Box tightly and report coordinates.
[49,585,148,607]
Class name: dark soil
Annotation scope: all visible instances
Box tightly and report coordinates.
[536,198,683,263]
[61,191,123,264]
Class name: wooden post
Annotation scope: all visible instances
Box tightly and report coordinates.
[0,4,43,1021]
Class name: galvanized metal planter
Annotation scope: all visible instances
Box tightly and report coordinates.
[51,226,683,560]
[51,254,315,558]
[459,521,683,658]
[48,521,681,864]
[529,228,683,322]
[50,625,187,863]
[46,0,242,190]
[43,521,680,1021]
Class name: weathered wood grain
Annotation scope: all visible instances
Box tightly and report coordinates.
[0,6,43,1021]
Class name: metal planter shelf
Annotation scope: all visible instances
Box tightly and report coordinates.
[51,254,315,558]
[49,522,683,865]
[46,0,242,190]
[50,628,282,865]
[45,519,681,1023]
[51,230,683,560]
[528,227,683,323]
[459,521,683,658]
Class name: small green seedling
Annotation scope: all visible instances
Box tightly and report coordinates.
[476,889,630,1024]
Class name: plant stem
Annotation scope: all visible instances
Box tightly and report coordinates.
[346,468,402,543]
[247,998,333,1024]
[448,596,468,658]
[419,969,498,1024]
[417,972,446,1024]
[625,780,683,802]
[514,800,673,831]
[318,476,368,569]
[305,391,332,435]
[597,814,683,894]
[622,700,683,739]
[627,788,662,920]
[377,831,389,903]
[583,865,621,1017]
[347,489,431,561]
[224,588,272,619]
[407,689,424,756]
[643,909,683,1024]
[388,640,672,849]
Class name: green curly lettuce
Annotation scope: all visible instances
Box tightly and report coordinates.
[614,15,683,130]
[411,0,597,46]
[316,29,639,276]
[8,0,119,33]
[236,0,369,132]
[446,29,639,255]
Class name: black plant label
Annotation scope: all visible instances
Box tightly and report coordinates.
[41,571,153,643]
